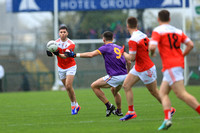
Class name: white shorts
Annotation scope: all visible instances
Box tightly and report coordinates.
[58,65,77,80]
[130,65,157,84]
[103,74,127,87]
[162,67,184,86]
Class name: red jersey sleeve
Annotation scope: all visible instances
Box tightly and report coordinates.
[66,44,75,51]
[128,40,137,54]
[150,31,160,45]
[181,32,190,44]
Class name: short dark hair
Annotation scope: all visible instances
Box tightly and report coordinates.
[59,24,68,31]
[102,31,113,41]
[158,10,170,22]
[127,17,137,29]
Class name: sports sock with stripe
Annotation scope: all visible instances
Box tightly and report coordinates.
[128,105,134,113]
[164,109,171,120]
[105,101,111,109]
[195,105,200,114]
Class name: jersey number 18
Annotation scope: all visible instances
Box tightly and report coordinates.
[167,33,180,49]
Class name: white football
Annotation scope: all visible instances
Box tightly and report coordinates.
[46,40,58,52]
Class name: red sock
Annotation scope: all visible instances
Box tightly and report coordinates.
[128,105,134,112]
[164,109,171,120]
[195,105,200,114]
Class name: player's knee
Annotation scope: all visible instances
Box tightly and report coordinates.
[90,82,96,89]
[174,91,185,100]
[150,88,158,96]
[65,84,72,90]
[159,91,165,98]
[148,88,153,93]
[111,87,114,92]
[111,88,116,95]
[176,93,184,100]
[122,84,129,90]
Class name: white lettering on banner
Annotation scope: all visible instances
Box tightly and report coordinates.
[61,1,68,9]
[77,0,83,9]
[84,0,89,9]
[133,0,139,7]
[116,0,124,8]
[100,0,108,9]
[124,0,132,8]
[109,0,115,8]
[91,0,97,9]
[60,0,97,10]
[100,0,137,9]
[60,0,141,10]
[69,0,77,9]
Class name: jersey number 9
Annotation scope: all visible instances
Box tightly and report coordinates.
[114,47,121,59]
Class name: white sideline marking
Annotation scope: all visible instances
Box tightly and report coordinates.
[79,120,94,123]
[6,121,94,127]
[4,116,200,127]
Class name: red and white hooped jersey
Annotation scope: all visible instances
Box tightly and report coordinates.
[129,30,154,72]
[55,38,76,69]
[150,24,191,72]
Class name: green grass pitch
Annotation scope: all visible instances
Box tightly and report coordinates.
[0,86,200,133]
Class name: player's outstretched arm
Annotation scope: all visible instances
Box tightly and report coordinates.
[58,54,67,59]
[64,50,100,58]
[76,50,100,58]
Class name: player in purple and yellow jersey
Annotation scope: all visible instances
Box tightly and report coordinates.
[62,31,131,117]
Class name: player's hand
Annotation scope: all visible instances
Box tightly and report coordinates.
[149,51,156,57]
[46,50,53,57]
[53,50,59,56]
[120,45,125,54]
[65,50,76,58]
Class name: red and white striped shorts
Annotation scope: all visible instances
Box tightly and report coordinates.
[162,67,184,86]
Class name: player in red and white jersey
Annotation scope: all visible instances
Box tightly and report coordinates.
[149,10,200,130]
[128,30,154,72]
[46,25,80,115]
[120,17,176,121]
[150,19,190,72]
[55,38,76,69]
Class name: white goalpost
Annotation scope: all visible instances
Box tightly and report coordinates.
[182,0,189,85]
[52,0,59,91]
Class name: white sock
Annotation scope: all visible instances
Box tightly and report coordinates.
[71,102,76,106]
[128,111,134,113]
[76,102,78,107]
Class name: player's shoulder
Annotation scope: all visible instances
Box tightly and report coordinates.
[55,38,61,43]
[112,43,121,48]
[153,24,182,35]
[129,30,147,42]
[99,43,120,52]
[67,38,75,45]
[98,44,106,50]
[110,43,122,50]
[153,25,167,33]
